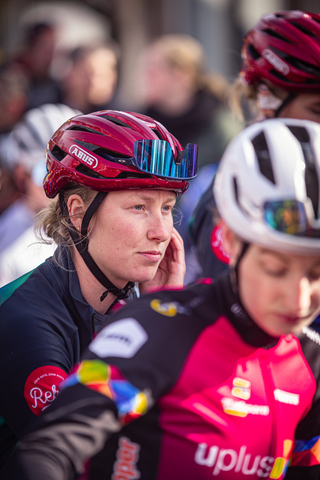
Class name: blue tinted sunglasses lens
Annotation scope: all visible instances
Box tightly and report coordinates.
[133,140,198,179]
[264,200,308,235]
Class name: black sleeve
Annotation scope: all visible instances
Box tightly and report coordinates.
[1,384,121,480]
[285,465,320,479]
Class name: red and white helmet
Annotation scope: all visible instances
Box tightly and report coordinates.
[241,10,320,92]
[44,110,198,198]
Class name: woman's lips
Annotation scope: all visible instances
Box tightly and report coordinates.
[275,313,311,323]
[138,251,161,262]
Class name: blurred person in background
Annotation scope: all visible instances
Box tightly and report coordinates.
[138,34,242,282]
[0,64,28,134]
[0,64,29,215]
[10,22,63,109]
[61,43,119,114]
[0,109,197,472]
[190,10,320,282]
[0,103,79,270]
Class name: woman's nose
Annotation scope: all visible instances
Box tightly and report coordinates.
[147,215,171,242]
[288,276,312,314]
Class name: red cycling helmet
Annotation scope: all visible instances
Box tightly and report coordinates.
[44,110,198,198]
[241,10,320,92]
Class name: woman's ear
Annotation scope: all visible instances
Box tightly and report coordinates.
[67,194,85,232]
[219,220,242,266]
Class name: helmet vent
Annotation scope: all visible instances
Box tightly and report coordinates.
[51,145,67,162]
[269,69,289,82]
[75,140,132,162]
[66,125,104,135]
[290,57,320,77]
[99,115,133,129]
[271,46,320,77]
[75,164,105,179]
[287,125,320,218]
[93,147,131,162]
[247,44,260,60]
[251,132,275,184]
[152,129,163,140]
[262,28,292,43]
[290,21,316,37]
[233,177,239,205]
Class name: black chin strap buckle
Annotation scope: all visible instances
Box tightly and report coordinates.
[100,282,135,302]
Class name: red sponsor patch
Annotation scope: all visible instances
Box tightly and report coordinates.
[24,365,67,415]
[210,224,230,264]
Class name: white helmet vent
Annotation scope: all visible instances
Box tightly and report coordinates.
[251,131,275,184]
[287,125,319,218]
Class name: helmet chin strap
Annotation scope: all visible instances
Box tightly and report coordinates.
[59,192,134,302]
[229,242,250,295]
[274,92,296,118]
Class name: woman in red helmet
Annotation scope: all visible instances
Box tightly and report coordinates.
[234,10,320,122]
[190,9,320,281]
[0,110,198,471]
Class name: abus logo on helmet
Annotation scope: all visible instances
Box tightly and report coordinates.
[69,145,98,168]
[195,443,275,477]
[262,49,290,75]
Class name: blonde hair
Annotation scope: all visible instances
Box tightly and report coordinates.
[151,34,231,104]
[230,76,290,122]
[230,77,259,121]
[36,186,98,250]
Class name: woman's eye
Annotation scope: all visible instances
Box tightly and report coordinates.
[134,205,143,211]
[162,205,173,212]
[265,269,286,277]
[261,262,286,277]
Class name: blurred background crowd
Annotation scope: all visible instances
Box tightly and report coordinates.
[0,0,317,286]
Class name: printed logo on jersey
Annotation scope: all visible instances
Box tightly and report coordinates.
[210,224,230,264]
[69,145,98,168]
[302,326,320,345]
[274,389,299,406]
[150,299,179,317]
[89,318,148,358]
[262,49,290,75]
[24,366,67,415]
[112,436,141,480]
[221,397,269,417]
[194,439,292,478]
[231,378,251,400]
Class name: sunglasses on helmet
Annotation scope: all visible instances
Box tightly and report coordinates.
[264,200,320,237]
[131,140,198,180]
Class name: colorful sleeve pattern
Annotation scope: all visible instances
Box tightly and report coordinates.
[290,435,320,467]
[61,360,148,425]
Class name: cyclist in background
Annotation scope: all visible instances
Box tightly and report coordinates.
[189,10,320,280]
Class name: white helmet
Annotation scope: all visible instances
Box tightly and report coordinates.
[0,103,81,173]
[214,118,320,255]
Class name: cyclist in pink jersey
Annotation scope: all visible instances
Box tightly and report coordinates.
[3,117,320,480]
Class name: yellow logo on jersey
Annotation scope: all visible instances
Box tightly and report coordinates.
[150,299,178,317]
[232,377,251,400]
